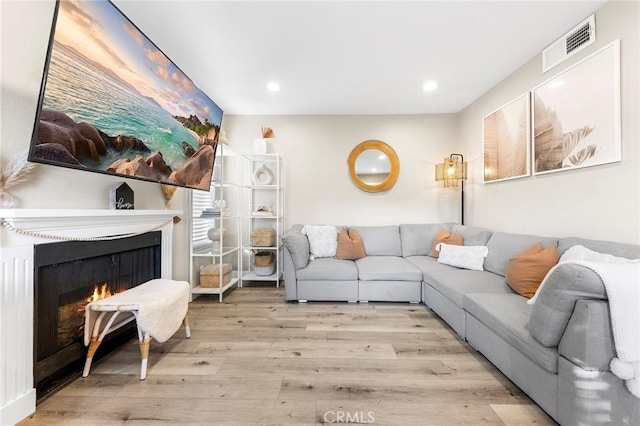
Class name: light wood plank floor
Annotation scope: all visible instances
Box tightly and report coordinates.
[20,285,556,425]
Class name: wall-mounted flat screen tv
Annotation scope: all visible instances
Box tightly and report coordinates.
[29,0,223,191]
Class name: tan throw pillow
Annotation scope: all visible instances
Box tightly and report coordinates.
[506,243,560,298]
[429,229,463,258]
[336,227,366,260]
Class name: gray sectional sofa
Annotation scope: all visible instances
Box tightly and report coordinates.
[282,223,640,425]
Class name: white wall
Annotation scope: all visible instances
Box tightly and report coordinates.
[0,1,459,281]
[0,0,191,280]
[457,0,640,244]
[3,0,637,285]
[222,114,460,227]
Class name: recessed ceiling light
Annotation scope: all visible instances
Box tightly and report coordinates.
[267,82,280,92]
[423,81,438,92]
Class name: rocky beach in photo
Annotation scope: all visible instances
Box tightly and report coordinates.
[34,108,217,191]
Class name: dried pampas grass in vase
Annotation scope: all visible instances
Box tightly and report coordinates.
[0,149,37,208]
[261,127,275,139]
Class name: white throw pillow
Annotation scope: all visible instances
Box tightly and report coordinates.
[302,225,339,259]
[528,245,640,305]
[437,243,488,271]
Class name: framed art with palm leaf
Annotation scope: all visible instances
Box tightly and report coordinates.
[533,40,621,175]
[483,92,530,183]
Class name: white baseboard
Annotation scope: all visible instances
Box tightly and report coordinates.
[0,389,36,426]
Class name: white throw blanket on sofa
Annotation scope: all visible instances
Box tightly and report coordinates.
[567,260,640,398]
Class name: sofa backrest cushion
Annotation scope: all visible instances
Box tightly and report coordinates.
[451,224,493,246]
[558,237,640,259]
[352,225,402,256]
[400,223,453,257]
[282,224,310,269]
[529,263,607,347]
[484,232,558,277]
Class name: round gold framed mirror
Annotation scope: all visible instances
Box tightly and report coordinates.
[348,140,399,192]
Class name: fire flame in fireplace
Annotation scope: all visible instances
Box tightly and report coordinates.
[87,283,112,303]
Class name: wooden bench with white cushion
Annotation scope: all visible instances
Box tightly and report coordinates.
[83,279,191,380]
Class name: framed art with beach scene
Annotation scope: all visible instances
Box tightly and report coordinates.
[532,40,621,175]
[29,0,223,190]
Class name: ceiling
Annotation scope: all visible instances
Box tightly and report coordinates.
[114,0,607,115]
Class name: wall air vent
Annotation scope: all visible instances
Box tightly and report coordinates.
[542,14,595,73]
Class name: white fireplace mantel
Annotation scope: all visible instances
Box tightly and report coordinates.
[0,208,181,237]
[0,208,181,425]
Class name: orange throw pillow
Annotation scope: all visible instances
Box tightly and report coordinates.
[336,227,366,260]
[506,243,560,298]
[429,229,463,258]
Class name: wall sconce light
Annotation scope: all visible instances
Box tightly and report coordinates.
[435,153,467,224]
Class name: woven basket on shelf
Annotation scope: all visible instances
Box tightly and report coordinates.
[200,263,232,287]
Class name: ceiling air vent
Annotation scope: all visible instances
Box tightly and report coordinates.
[542,14,595,73]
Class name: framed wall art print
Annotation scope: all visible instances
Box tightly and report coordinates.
[532,40,621,175]
[483,92,531,183]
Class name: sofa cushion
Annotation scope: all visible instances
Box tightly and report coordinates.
[464,292,559,373]
[529,263,607,348]
[558,237,640,258]
[484,232,558,277]
[355,256,422,281]
[506,243,560,298]
[296,258,358,281]
[452,224,493,246]
[437,244,489,271]
[399,223,452,257]
[407,256,510,308]
[336,228,366,260]
[558,299,615,371]
[302,225,339,258]
[282,224,310,269]
[352,225,402,256]
[429,229,463,257]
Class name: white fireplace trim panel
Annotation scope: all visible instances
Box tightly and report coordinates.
[0,209,180,425]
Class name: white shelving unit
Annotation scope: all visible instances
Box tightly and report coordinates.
[189,143,243,302]
[241,155,284,286]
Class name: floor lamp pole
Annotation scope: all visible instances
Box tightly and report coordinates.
[461,180,465,226]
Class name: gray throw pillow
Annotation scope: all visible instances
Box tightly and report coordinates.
[282,224,310,269]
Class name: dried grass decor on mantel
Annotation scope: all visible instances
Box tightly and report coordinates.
[0,149,37,208]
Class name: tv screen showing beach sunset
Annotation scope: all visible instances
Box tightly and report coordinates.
[29,0,223,191]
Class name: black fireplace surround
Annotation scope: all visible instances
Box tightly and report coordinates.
[33,231,161,399]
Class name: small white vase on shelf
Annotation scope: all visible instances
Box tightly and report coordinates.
[207,227,227,242]
[252,164,275,185]
[253,138,267,155]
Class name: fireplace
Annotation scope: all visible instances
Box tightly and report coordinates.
[33,231,161,398]
[0,208,177,425]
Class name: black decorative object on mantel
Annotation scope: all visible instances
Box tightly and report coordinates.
[109,182,134,210]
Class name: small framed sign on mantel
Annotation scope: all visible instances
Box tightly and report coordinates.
[109,182,134,210]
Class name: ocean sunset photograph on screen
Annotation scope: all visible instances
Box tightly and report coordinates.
[30,0,223,190]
